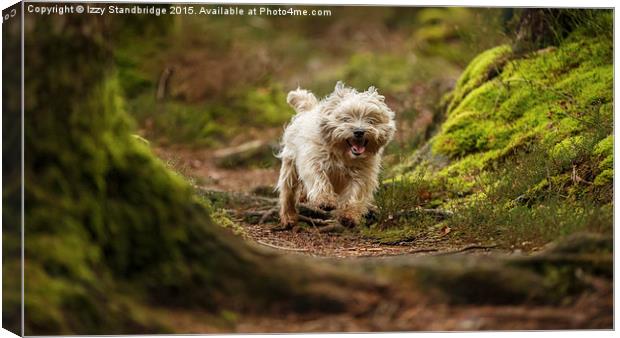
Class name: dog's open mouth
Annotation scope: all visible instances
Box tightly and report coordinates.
[347,139,368,156]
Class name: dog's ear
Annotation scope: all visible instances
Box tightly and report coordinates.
[334,81,354,98]
[335,81,345,91]
[287,88,318,113]
[366,86,385,102]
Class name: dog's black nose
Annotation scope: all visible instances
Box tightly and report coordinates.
[353,129,365,138]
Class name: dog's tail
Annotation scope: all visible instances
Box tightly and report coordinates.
[287,88,318,114]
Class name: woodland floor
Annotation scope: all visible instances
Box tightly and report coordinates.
[155,146,504,257]
[152,145,613,332]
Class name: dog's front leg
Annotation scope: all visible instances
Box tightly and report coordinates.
[298,165,338,211]
[336,174,377,227]
[335,182,367,227]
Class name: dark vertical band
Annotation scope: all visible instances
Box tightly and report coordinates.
[2,1,23,336]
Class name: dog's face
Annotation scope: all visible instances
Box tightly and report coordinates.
[320,82,396,159]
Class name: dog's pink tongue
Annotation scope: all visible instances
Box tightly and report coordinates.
[352,144,366,154]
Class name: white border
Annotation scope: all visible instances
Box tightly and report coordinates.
[0,1,616,338]
[14,0,619,7]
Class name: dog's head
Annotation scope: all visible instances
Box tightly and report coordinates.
[319,82,396,159]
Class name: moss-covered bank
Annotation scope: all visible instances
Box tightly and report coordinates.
[384,10,613,247]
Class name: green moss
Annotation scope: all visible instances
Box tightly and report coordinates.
[434,119,493,157]
[434,24,612,164]
[210,208,245,235]
[594,169,613,186]
[593,135,613,170]
[549,135,586,163]
[396,12,613,247]
[592,136,613,188]
[444,45,512,114]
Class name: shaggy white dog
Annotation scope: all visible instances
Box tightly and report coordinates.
[276,82,396,228]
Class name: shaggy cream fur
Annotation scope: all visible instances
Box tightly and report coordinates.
[276,82,396,227]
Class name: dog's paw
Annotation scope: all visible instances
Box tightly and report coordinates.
[311,195,338,211]
[318,202,336,211]
[278,213,297,230]
[337,215,358,228]
[335,205,364,228]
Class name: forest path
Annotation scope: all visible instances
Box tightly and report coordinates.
[154,145,508,258]
[152,145,612,332]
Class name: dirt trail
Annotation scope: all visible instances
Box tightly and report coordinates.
[155,145,508,258]
[155,146,279,192]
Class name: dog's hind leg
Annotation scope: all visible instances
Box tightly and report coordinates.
[277,157,299,227]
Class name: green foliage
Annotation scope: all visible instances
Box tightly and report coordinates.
[593,135,613,169]
[443,139,613,246]
[115,49,156,98]
[377,173,445,216]
[450,196,612,247]
[126,82,291,146]
[413,8,508,66]
[363,171,452,243]
[23,74,212,333]
[594,169,613,187]
[340,53,417,93]
[127,94,232,146]
[238,84,292,126]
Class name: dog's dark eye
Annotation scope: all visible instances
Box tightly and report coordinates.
[339,116,352,123]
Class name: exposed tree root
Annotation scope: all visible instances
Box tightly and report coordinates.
[213,190,454,231]
[256,240,309,252]
[436,243,499,255]
[200,188,453,230]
